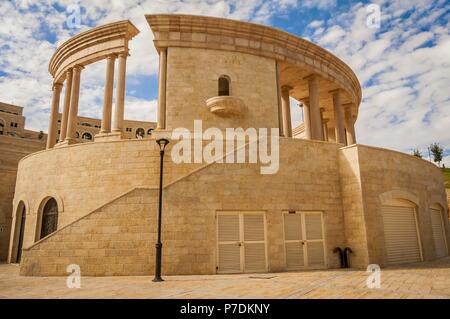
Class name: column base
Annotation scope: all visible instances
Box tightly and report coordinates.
[56,138,78,147]
[94,131,124,142]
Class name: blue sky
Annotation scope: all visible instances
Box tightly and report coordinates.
[0,0,449,164]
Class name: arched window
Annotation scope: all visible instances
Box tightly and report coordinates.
[13,202,26,263]
[147,128,154,136]
[0,119,4,135]
[82,132,92,140]
[136,128,145,139]
[218,76,230,96]
[40,198,58,239]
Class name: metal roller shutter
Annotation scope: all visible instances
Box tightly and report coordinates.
[382,205,421,265]
[430,208,448,258]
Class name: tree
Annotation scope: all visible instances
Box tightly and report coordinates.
[429,143,444,167]
[412,148,422,158]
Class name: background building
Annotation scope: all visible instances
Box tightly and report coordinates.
[0,102,46,261]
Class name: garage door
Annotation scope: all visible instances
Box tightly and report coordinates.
[382,202,422,265]
[430,207,448,258]
[283,211,326,270]
[217,212,267,273]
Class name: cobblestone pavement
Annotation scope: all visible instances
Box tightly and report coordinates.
[1,258,450,299]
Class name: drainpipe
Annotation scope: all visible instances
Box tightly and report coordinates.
[344,247,353,268]
[333,247,345,268]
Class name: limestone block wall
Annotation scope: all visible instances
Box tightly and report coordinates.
[355,145,450,266]
[20,188,158,276]
[165,47,279,131]
[0,136,45,261]
[12,139,205,252]
[337,146,369,267]
[161,138,346,272]
[20,138,347,275]
[0,170,16,261]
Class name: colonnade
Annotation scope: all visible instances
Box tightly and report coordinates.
[279,74,357,146]
[46,52,128,149]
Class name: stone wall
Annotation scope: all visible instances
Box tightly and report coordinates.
[356,145,450,266]
[166,47,279,132]
[20,188,157,276]
[0,135,45,261]
[14,138,450,275]
[19,138,347,275]
[12,139,206,253]
[0,170,17,261]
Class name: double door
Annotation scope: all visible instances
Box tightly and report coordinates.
[217,211,267,273]
[283,211,326,269]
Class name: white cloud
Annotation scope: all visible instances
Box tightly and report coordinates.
[0,0,298,131]
[305,0,450,156]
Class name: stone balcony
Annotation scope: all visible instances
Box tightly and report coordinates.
[206,96,246,117]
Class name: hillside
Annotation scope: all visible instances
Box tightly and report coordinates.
[443,168,450,189]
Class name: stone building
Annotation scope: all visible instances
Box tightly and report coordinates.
[54,113,156,144]
[0,102,47,261]
[7,15,449,276]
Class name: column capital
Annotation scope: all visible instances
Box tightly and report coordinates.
[72,64,84,72]
[106,53,117,60]
[117,50,129,58]
[301,98,310,106]
[342,103,354,110]
[329,88,344,95]
[322,118,329,124]
[158,47,168,54]
[52,82,63,91]
[303,73,318,81]
[281,85,293,92]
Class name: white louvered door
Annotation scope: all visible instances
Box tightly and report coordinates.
[304,212,326,267]
[217,212,267,273]
[284,213,304,269]
[382,205,422,265]
[283,211,326,270]
[430,208,448,258]
[217,214,241,273]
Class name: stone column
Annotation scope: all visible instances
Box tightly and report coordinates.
[65,65,83,143]
[301,98,312,139]
[157,48,167,130]
[344,103,356,145]
[320,107,329,141]
[331,89,346,144]
[112,52,127,135]
[281,85,293,137]
[322,118,329,142]
[59,69,73,142]
[46,83,63,149]
[100,54,116,134]
[306,75,324,140]
[275,61,284,137]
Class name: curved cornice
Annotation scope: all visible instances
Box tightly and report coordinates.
[145,14,362,106]
[49,20,140,83]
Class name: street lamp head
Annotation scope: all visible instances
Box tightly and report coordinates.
[156,138,170,152]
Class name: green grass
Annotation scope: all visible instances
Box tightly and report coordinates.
[443,168,450,189]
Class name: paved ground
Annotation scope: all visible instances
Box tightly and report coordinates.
[1,258,450,299]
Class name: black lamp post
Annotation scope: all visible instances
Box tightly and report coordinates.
[153,137,169,282]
